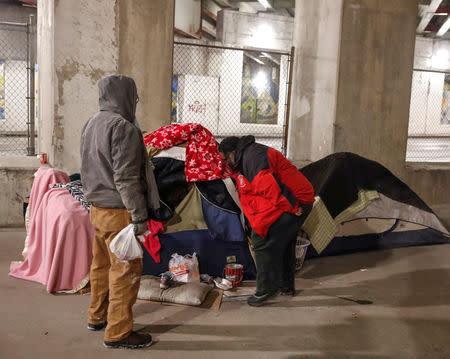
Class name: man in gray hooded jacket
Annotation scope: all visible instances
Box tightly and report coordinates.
[80,75,159,349]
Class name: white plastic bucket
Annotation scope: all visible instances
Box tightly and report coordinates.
[295,235,310,271]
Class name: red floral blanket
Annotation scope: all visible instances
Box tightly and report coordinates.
[144,123,231,182]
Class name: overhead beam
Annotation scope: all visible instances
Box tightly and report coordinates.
[257,0,273,9]
[417,0,444,33]
[286,7,295,17]
[212,0,234,8]
[203,0,222,15]
[261,52,280,66]
[244,52,265,65]
[437,15,450,36]
[17,0,37,6]
[239,2,258,13]
[273,0,295,8]
[202,8,217,21]
[228,0,294,9]
[202,19,217,38]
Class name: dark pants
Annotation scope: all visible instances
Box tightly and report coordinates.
[251,204,312,295]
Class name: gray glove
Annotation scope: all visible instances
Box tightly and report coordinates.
[133,220,148,235]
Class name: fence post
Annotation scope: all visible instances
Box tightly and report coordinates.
[26,14,36,156]
[283,46,295,156]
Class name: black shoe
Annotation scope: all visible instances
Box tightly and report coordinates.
[247,290,280,307]
[104,331,152,349]
[281,288,296,296]
[87,322,107,331]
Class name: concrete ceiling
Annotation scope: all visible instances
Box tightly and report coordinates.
[200,0,294,40]
[417,0,450,38]
[0,0,36,6]
[211,0,294,17]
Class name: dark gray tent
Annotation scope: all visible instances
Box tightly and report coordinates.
[298,152,449,258]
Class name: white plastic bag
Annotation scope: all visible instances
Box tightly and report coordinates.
[168,253,200,283]
[109,224,143,260]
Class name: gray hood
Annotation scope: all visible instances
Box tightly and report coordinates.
[98,75,138,122]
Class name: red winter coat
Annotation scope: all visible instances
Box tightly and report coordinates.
[232,136,314,238]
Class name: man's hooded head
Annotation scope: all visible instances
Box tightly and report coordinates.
[98,75,139,123]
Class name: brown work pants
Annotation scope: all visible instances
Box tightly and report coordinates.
[88,206,143,342]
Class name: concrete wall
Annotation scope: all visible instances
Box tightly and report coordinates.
[414,36,450,71]
[0,168,35,227]
[217,10,294,52]
[0,1,35,23]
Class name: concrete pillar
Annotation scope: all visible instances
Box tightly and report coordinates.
[117,1,174,133]
[288,0,343,165]
[334,0,417,174]
[38,0,174,174]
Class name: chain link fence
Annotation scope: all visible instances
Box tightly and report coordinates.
[407,69,450,162]
[0,17,36,157]
[172,41,293,154]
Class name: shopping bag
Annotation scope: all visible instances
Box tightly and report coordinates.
[109,224,143,260]
[168,253,200,283]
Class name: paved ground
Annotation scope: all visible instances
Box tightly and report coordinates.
[2,229,450,359]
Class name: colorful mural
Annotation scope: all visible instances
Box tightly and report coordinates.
[441,74,450,125]
[240,59,280,125]
[171,75,178,123]
[0,61,5,120]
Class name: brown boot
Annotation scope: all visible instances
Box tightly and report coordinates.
[103,331,152,349]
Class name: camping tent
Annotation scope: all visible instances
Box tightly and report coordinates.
[299,152,449,258]
[141,149,257,279]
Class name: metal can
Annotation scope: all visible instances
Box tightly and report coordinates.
[224,263,243,287]
[39,153,47,164]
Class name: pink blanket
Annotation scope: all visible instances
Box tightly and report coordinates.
[9,168,95,293]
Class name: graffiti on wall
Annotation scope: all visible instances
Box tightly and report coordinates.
[187,100,207,115]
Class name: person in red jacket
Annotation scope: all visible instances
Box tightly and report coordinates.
[219,135,315,306]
